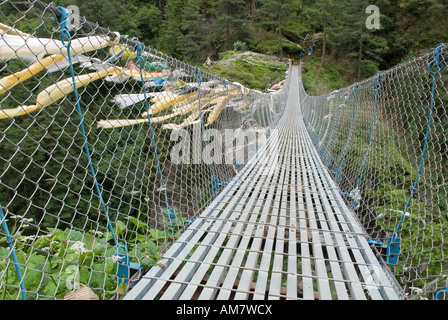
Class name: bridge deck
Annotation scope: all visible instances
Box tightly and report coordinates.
[124,67,402,300]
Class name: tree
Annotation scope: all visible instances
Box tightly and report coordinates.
[157,0,184,58]
[301,0,390,79]
[213,0,248,51]
[117,2,162,46]
[178,0,207,63]
[257,0,299,60]
[343,0,389,80]
[301,0,340,68]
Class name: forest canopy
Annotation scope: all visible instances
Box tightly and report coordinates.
[47,0,448,83]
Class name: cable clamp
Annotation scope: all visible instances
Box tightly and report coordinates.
[54,6,72,42]
[166,207,176,220]
[386,235,401,266]
[366,237,400,266]
[115,245,143,285]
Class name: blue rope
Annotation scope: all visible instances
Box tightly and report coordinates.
[355,74,381,188]
[336,76,380,210]
[324,90,341,167]
[57,7,146,283]
[335,83,358,181]
[195,68,222,195]
[134,40,176,220]
[0,204,26,300]
[436,285,448,300]
[56,7,118,246]
[342,74,381,209]
[393,44,446,240]
[106,44,129,64]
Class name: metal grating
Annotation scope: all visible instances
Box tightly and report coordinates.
[124,67,403,300]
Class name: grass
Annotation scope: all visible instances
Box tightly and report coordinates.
[301,56,352,96]
[203,51,288,91]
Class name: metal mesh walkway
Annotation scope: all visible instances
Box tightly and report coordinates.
[124,67,403,300]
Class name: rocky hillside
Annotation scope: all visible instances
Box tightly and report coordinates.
[202,51,288,91]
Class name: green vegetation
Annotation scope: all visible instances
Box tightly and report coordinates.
[0,213,182,299]
[39,0,446,93]
[302,57,351,96]
[316,74,448,297]
[0,49,189,299]
[204,51,288,91]
[1,0,448,299]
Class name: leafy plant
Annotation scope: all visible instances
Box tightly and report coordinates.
[0,216,174,300]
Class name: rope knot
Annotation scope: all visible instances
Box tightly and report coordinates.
[55,6,72,43]
[133,39,145,68]
[429,43,447,76]
[372,73,381,92]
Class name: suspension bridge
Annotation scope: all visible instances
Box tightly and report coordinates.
[0,1,447,300]
[124,66,402,300]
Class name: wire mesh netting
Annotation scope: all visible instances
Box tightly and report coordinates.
[0,0,289,300]
[2,0,448,302]
[300,46,448,300]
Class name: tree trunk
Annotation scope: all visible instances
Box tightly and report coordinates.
[158,0,167,17]
[246,0,255,19]
[358,31,363,81]
[321,15,326,69]
[278,15,283,60]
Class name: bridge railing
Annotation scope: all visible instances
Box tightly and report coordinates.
[299,47,448,300]
[0,0,289,300]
